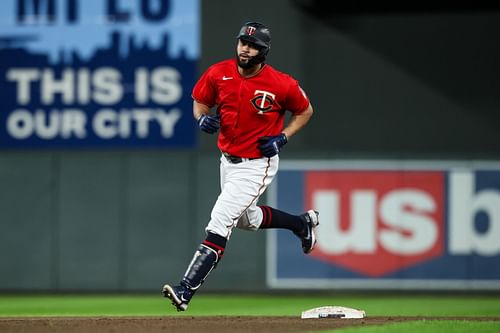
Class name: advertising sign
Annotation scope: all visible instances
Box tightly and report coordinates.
[0,0,199,149]
[267,160,500,290]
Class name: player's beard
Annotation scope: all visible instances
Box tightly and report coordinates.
[236,54,254,69]
[236,48,267,68]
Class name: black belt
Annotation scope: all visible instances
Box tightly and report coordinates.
[222,152,259,164]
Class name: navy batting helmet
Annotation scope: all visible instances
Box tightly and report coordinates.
[236,22,271,65]
[236,21,271,51]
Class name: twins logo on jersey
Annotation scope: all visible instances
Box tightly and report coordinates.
[251,90,276,114]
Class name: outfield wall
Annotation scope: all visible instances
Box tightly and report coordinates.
[1,1,500,291]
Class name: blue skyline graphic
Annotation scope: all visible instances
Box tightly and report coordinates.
[0,0,199,63]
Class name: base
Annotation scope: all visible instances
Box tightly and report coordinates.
[301,306,366,319]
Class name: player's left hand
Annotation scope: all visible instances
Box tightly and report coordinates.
[258,133,288,157]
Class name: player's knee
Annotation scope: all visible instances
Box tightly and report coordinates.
[235,213,259,231]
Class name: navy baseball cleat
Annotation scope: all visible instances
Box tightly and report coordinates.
[296,210,320,254]
[162,284,193,311]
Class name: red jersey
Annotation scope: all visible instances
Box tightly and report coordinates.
[192,59,310,158]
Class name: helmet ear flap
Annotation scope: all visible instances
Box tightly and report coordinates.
[261,45,270,56]
[250,53,265,66]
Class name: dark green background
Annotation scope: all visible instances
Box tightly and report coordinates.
[1,1,499,291]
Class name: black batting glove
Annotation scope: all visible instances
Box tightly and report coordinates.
[197,114,220,134]
[258,133,288,157]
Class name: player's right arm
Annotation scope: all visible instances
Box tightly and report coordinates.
[192,65,221,134]
[193,100,211,121]
[194,100,220,134]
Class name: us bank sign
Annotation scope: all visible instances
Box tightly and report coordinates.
[267,160,500,290]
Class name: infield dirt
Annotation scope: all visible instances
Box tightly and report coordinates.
[1,316,499,333]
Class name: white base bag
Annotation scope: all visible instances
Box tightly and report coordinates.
[301,306,366,319]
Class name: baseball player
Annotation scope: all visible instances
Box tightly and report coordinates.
[162,21,319,311]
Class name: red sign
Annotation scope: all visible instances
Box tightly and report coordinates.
[305,171,445,277]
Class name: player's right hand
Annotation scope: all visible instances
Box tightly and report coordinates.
[197,114,220,134]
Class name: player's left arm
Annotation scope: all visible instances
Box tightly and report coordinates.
[257,103,313,157]
[282,103,314,140]
[257,82,313,157]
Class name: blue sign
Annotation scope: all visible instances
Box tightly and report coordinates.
[267,160,500,290]
[0,0,199,148]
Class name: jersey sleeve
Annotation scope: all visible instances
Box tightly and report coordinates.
[192,66,217,107]
[283,79,310,114]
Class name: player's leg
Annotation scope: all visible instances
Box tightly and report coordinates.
[163,156,277,311]
[206,155,279,237]
[162,156,231,311]
[162,232,225,311]
[228,159,320,254]
[259,206,319,254]
[238,203,319,254]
